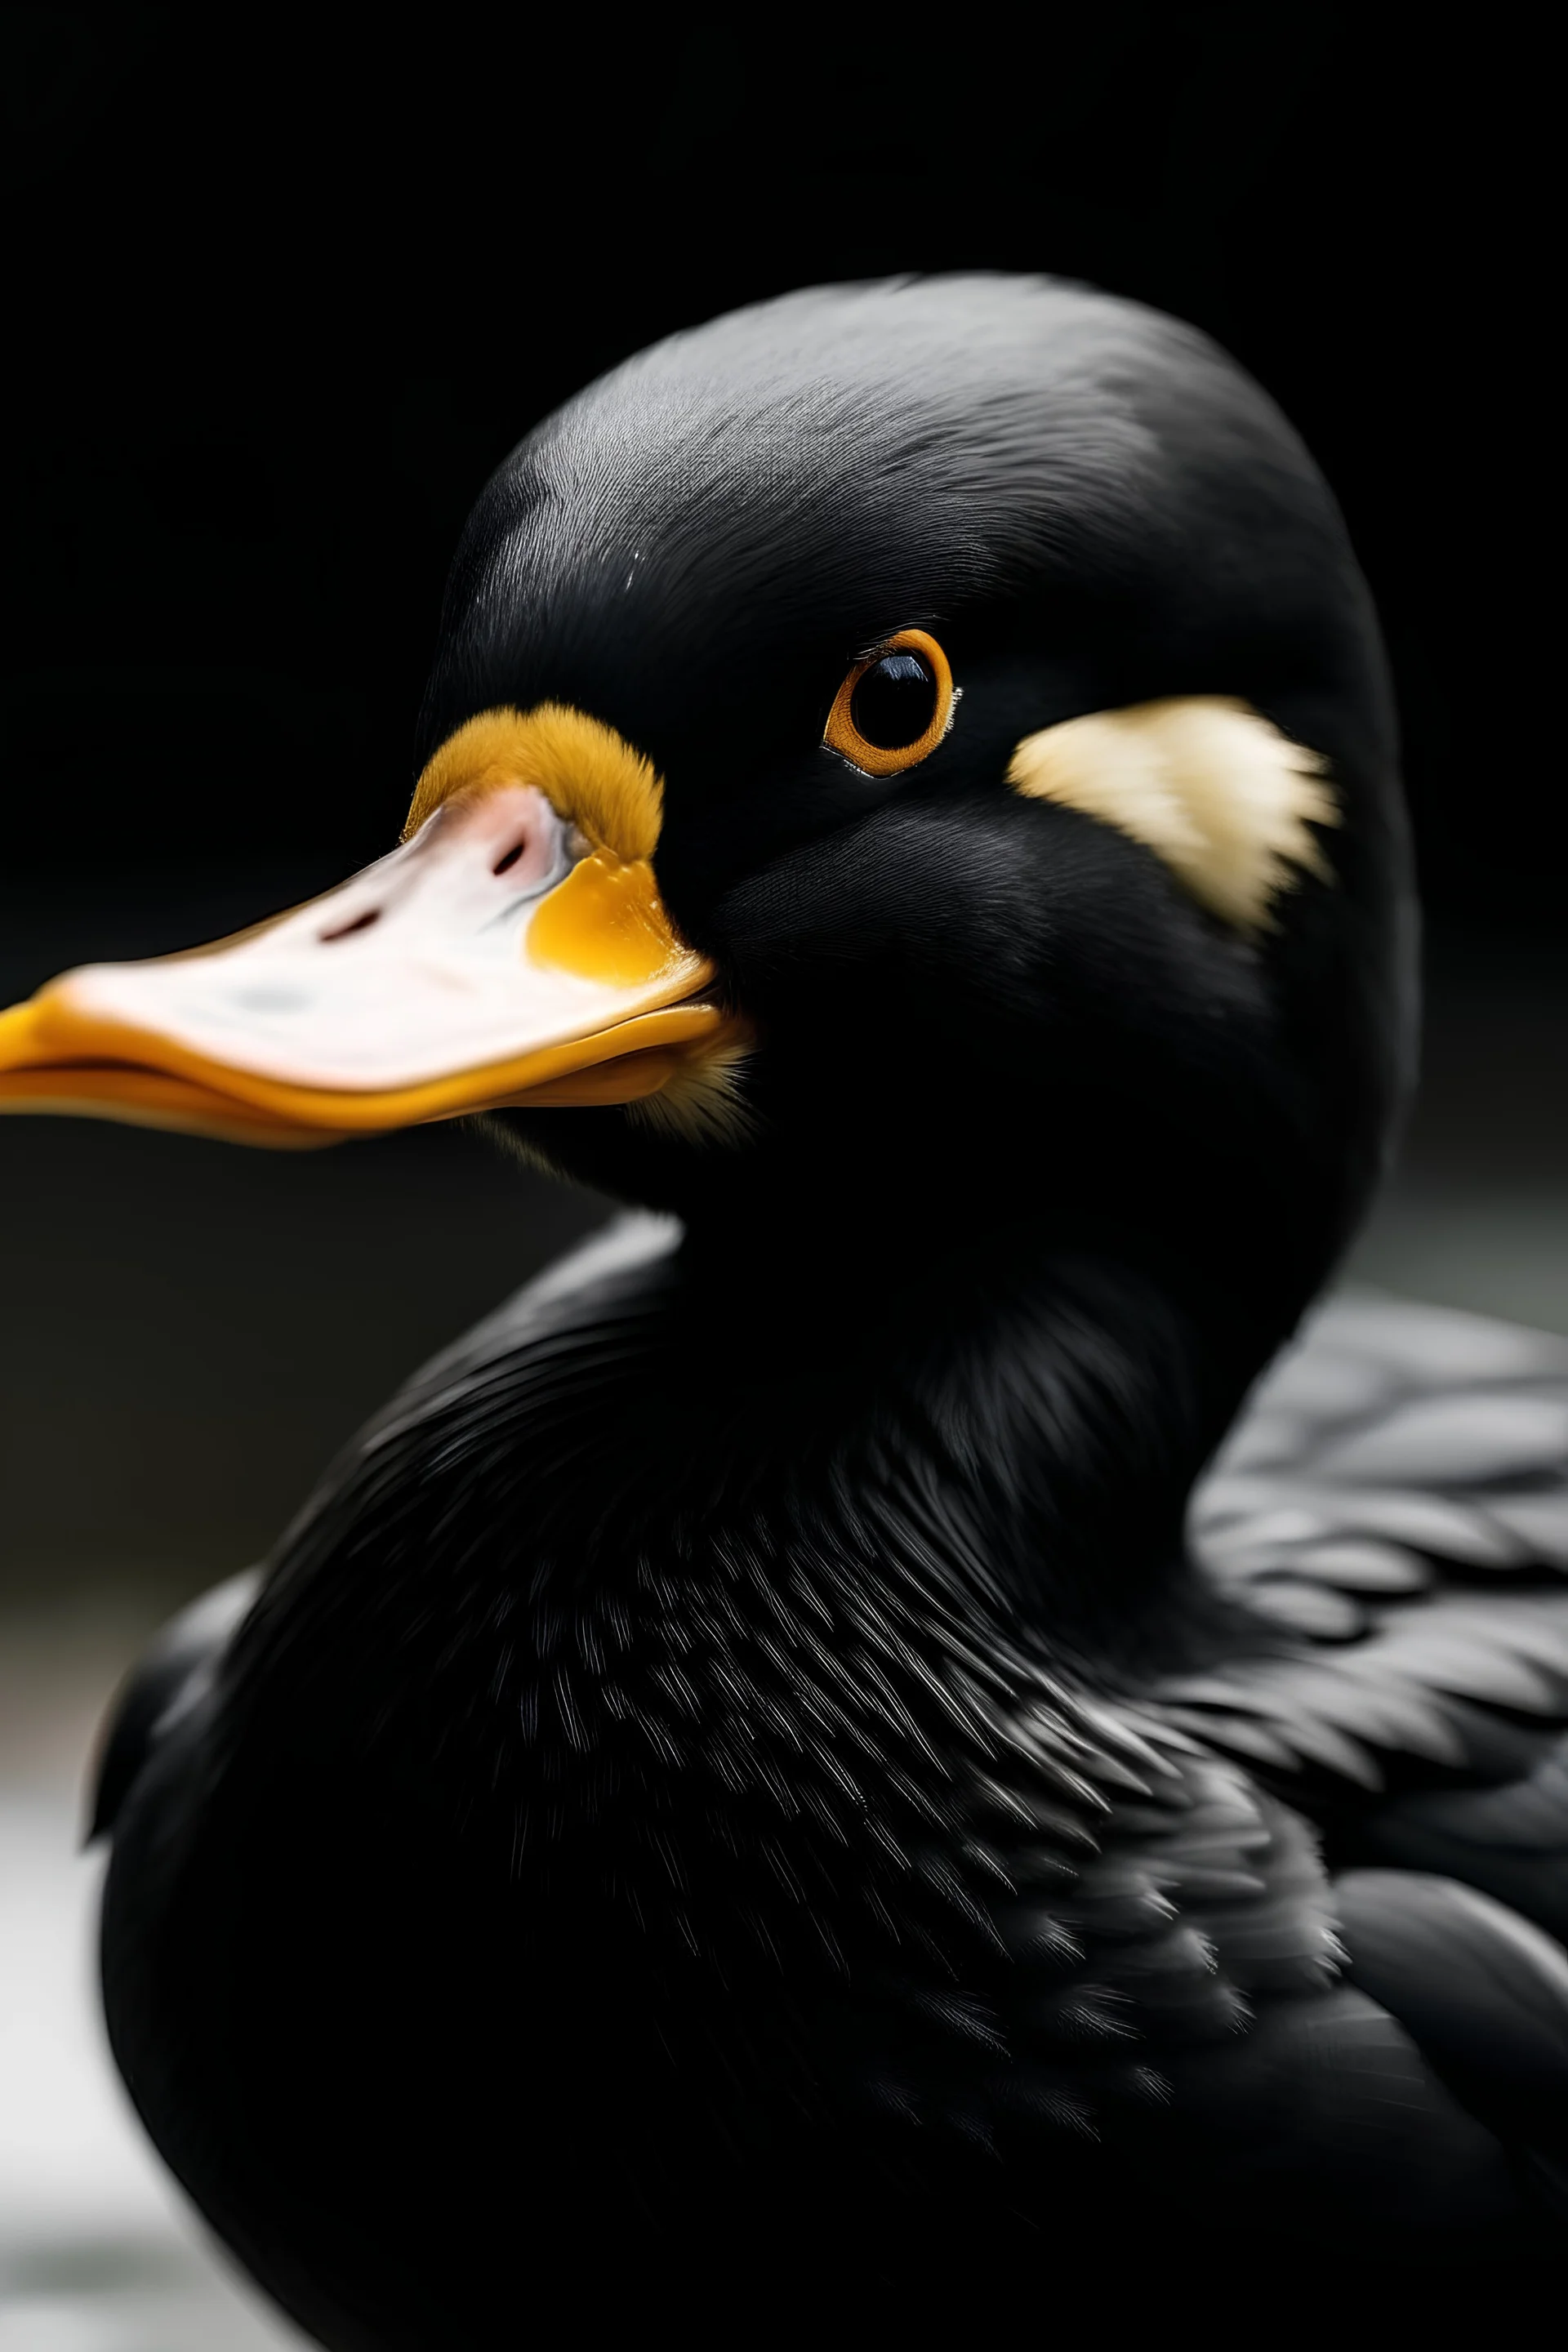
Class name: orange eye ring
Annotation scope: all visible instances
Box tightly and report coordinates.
[822,628,956,778]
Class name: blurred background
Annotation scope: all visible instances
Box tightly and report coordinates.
[0,9,1553,2345]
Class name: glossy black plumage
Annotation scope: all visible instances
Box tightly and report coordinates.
[90,279,1567,2340]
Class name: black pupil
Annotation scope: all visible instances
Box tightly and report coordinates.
[849,650,938,751]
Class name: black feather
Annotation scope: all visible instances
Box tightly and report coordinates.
[87,1570,258,1842]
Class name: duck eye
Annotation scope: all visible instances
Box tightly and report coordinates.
[823,627,955,777]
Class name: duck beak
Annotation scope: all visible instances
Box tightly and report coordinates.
[0,785,739,1148]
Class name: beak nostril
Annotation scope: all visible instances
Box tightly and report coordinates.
[492,844,525,876]
[318,908,381,943]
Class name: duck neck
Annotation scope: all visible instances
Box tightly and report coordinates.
[664,1200,1280,1675]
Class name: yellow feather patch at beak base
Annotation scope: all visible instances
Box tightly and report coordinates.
[1007,697,1337,932]
[403,704,663,862]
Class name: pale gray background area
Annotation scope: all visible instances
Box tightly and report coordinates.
[1,907,1562,2349]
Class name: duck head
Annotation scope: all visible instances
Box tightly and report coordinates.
[0,277,1414,1352]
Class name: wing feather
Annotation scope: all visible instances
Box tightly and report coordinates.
[88,1570,260,1841]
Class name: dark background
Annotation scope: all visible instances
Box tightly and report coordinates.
[1,7,1557,1605]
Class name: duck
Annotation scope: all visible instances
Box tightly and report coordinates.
[2,274,1566,2342]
